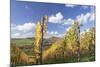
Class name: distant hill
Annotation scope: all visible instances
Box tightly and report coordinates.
[11,36,62,46]
[43,36,62,46]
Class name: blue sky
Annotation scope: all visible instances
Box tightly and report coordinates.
[11,0,95,38]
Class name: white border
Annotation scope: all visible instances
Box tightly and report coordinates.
[18,0,96,5]
[0,0,10,67]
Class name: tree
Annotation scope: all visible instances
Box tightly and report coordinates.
[64,21,80,62]
[34,21,42,64]
[80,27,95,61]
[34,16,48,64]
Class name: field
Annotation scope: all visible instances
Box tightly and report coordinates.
[11,38,34,46]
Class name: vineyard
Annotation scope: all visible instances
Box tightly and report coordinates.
[11,20,95,66]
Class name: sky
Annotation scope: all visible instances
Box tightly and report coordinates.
[11,0,95,38]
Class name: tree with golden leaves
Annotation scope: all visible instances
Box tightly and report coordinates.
[34,21,42,64]
[34,16,48,64]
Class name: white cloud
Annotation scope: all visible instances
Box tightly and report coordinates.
[21,32,34,38]
[50,31,54,35]
[11,33,20,38]
[46,31,60,38]
[51,31,58,35]
[16,22,35,32]
[11,32,34,38]
[76,12,95,25]
[54,31,58,35]
[63,18,74,25]
[49,12,64,23]
[60,11,95,26]
[49,11,95,26]
[11,24,16,27]
[57,34,65,38]
[49,12,74,25]
[65,4,76,8]
[11,24,17,30]
[11,22,35,32]
[90,12,95,22]
[11,22,36,38]
[47,31,58,35]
